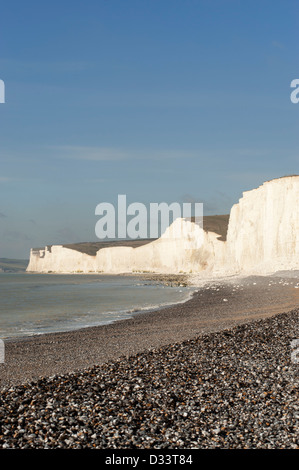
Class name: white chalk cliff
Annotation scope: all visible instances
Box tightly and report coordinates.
[225,176,299,274]
[26,176,299,276]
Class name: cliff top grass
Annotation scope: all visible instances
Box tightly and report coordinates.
[58,214,230,256]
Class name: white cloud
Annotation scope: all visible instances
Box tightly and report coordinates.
[0,177,14,182]
[48,145,199,161]
[53,146,128,161]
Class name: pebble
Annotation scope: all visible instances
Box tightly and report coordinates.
[0,310,298,449]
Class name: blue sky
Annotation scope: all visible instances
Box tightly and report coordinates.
[0,0,298,258]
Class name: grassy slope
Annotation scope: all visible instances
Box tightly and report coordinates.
[61,214,230,256]
[202,214,229,241]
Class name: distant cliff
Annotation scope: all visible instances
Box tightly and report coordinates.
[27,218,225,274]
[27,176,299,276]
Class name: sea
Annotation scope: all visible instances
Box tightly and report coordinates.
[0,273,195,340]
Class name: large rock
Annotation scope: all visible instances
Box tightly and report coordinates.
[225,176,299,274]
[26,176,299,275]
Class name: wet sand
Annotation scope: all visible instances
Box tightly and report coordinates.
[1,272,299,390]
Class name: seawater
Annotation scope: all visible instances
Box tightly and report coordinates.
[0,273,195,339]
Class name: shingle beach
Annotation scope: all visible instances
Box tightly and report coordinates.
[0,273,298,449]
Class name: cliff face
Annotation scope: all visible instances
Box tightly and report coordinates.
[26,246,97,273]
[225,176,299,274]
[27,218,225,274]
[26,176,299,275]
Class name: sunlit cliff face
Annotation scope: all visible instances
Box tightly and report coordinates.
[27,177,299,277]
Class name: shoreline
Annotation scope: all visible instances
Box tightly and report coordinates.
[0,307,298,448]
[1,272,195,343]
[1,271,299,390]
[2,285,196,345]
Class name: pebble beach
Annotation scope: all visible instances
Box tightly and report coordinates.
[0,273,298,449]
